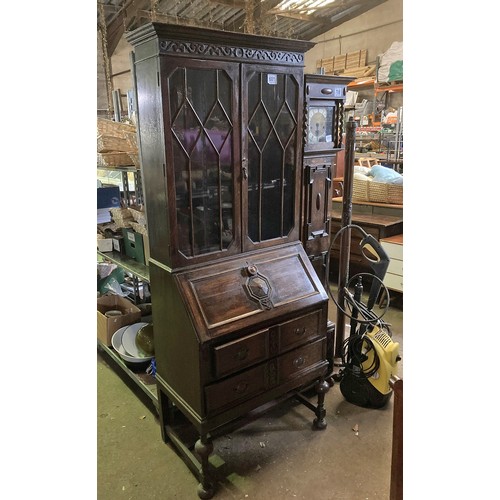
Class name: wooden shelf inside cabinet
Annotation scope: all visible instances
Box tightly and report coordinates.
[97,339,158,411]
[97,250,149,283]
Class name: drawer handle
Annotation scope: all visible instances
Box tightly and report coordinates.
[234,382,248,394]
[235,347,249,361]
[293,356,305,368]
[294,327,307,336]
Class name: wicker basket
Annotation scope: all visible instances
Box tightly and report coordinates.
[97,118,136,138]
[130,221,148,236]
[122,130,138,151]
[126,152,140,167]
[352,177,403,205]
[352,177,370,201]
[386,184,403,204]
[97,152,135,167]
[97,134,133,153]
[128,207,147,225]
[110,207,134,228]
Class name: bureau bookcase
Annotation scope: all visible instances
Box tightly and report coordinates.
[127,23,330,498]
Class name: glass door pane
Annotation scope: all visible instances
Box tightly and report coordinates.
[243,66,303,248]
[164,60,240,263]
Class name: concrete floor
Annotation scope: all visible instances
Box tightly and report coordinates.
[97,291,403,500]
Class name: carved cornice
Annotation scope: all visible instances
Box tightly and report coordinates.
[159,40,304,65]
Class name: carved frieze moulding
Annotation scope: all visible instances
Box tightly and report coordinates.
[159,40,304,64]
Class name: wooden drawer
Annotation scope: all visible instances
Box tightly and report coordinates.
[387,258,403,277]
[206,338,327,415]
[278,338,326,382]
[214,329,269,378]
[205,364,268,414]
[381,241,403,260]
[278,310,322,353]
[384,272,403,292]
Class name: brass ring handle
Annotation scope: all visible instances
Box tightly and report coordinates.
[234,382,248,394]
[293,356,304,368]
[235,347,249,361]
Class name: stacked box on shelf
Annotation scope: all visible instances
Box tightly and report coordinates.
[122,204,149,265]
[97,295,141,346]
[122,227,150,266]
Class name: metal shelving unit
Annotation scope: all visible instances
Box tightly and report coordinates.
[97,165,144,206]
[97,250,149,283]
[97,250,157,411]
[97,154,156,410]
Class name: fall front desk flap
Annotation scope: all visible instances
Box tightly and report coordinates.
[175,242,329,340]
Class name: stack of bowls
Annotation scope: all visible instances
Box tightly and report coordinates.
[111,322,154,364]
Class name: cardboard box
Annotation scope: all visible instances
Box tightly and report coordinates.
[112,236,125,254]
[122,228,146,265]
[97,238,113,252]
[97,186,121,209]
[97,295,141,346]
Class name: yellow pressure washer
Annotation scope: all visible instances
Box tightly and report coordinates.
[330,224,401,408]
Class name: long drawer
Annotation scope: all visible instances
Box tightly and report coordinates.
[205,338,327,415]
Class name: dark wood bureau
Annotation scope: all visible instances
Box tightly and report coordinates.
[127,23,331,499]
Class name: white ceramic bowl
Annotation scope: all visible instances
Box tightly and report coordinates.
[121,322,150,358]
[111,324,153,364]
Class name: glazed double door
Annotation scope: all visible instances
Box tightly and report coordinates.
[160,58,304,268]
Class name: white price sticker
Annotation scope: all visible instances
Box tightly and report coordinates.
[267,74,277,85]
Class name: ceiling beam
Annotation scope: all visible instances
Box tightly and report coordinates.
[223,0,283,33]
[206,0,246,7]
[137,9,226,31]
[105,0,149,56]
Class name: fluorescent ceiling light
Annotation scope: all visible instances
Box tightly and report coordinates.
[277,0,337,16]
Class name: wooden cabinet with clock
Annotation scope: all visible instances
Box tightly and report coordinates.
[127,23,332,499]
[301,74,355,287]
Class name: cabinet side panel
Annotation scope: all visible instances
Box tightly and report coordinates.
[149,262,203,417]
[135,56,171,266]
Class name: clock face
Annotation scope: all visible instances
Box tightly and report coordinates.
[307,106,332,144]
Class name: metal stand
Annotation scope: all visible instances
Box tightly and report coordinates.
[334,117,357,359]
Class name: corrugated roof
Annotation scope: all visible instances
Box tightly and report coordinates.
[98,0,388,56]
